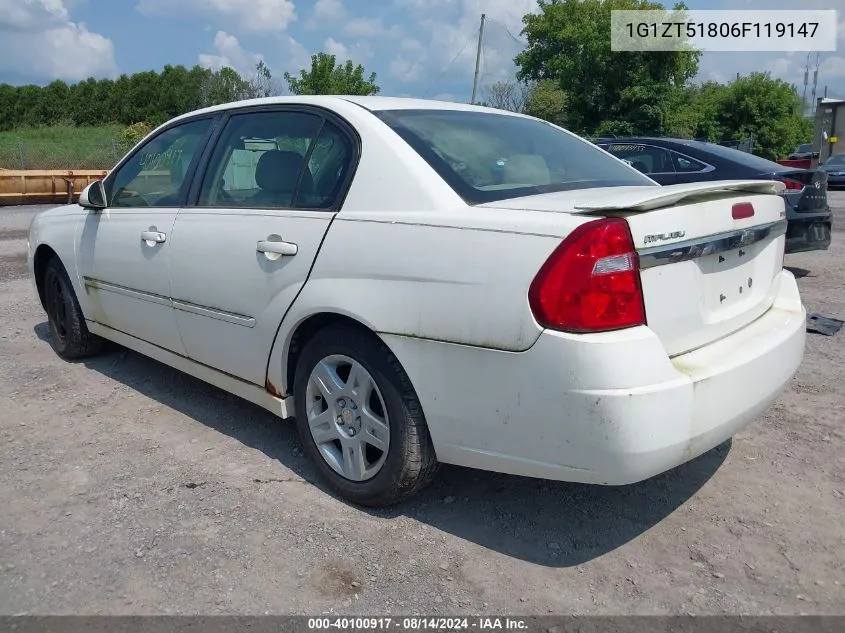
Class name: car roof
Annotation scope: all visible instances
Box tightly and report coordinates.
[166,95,520,125]
[597,137,706,145]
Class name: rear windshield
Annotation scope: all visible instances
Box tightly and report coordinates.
[374,109,655,204]
[797,144,812,152]
[683,140,786,172]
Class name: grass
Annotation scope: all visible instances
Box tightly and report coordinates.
[0,125,130,170]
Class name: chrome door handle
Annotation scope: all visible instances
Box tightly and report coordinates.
[140,231,166,244]
[257,240,297,257]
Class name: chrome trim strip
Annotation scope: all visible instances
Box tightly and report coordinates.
[83,277,171,307]
[83,277,256,328]
[638,220,787,270]
[172,300,256,328]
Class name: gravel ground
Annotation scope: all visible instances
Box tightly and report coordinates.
[0,195,843,616]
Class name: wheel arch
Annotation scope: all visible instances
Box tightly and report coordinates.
[33,243,61,311]
[281,311,382,398]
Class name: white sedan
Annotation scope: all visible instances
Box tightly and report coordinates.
[27,96,806,506]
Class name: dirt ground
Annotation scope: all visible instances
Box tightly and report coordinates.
[0,195,843,616]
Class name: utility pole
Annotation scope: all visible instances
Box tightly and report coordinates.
[802,53,810,116]
[470,13,486,105]
[810,53,820,109]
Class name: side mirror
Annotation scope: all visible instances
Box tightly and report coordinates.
[79,180,107,210]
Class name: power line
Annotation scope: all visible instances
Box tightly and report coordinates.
[423,27,480,97]
[486,17,527,45]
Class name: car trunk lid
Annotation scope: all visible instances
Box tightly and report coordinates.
[770,167,828,213]
[482,180,789,356]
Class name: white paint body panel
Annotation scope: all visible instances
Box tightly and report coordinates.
[380,270,805,484]
[27,96,807,487]
[77,207,185,353]
[168,208,332,385]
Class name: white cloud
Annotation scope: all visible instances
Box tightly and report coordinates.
[0,0,68,30]
[397,0,536,86]
[324,37,349,59]
[401,38,425,53]
[820,56,845,80]
[433,92,457,102]
[137,0,296,33]
[199,31,263,76]
[764,58,792,77]
[343,17,401,39]
[0,0,117,80]
[390,56,423,82]
[280,36,312,76]
[307,0,347,28]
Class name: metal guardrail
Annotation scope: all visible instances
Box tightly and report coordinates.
[0,170,108,206]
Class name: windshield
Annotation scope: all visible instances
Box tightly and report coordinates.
[374,109,655,204]
[825,155,845,166]
[797,144,812,153]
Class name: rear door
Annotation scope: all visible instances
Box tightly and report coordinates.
[168,106,358,385]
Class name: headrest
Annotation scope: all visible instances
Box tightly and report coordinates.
[503,154,551,185]
[255,150,312,193]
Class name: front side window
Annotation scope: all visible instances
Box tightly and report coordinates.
[197,110,353,209]
[375,110,654,204]
[106,118,212,208]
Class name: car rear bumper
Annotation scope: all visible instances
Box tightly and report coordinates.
[381,270,805,485]
[785,209,832,253]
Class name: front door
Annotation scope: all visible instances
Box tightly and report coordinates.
[169,108,357,385]
[77,117,214,353]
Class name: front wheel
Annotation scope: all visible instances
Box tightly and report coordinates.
[293,324,438,507]
[43,257,104,360]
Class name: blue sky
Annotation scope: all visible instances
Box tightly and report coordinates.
[0,0,843,104]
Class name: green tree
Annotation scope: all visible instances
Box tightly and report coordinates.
[523,80,567,126]
[284,53,380,96]
[716,72,810,160]
[197,66,252,107]
[480,80,532,112]
[244,60,281,99]
[515,0,699,135]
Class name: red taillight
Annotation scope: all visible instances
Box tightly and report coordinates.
[778,178,804,191]
[528,218,646,333]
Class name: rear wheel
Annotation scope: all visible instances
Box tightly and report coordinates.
[293,324,438,506]
[43,257,104,360]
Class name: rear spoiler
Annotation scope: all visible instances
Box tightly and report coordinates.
[574,180,785,213]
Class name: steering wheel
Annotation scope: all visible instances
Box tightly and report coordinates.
[116,188,150,207]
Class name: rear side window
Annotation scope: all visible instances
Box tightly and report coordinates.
[604,144,674,175]
[375,109,654,204]
[197,110,353,210]
[671,152,708,173]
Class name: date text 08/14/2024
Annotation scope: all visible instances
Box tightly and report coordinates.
[307,617,529,630]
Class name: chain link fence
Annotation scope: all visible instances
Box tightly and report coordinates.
[0,138,134,170]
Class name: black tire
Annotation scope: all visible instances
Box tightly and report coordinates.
[43,256,104,360]
[293,323,439,507]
